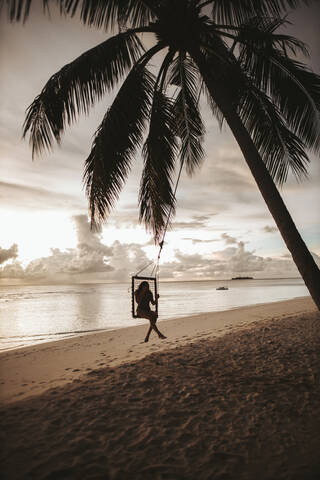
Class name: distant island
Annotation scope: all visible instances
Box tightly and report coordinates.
[231,276,254,280]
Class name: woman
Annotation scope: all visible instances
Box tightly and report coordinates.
[134,281,166,342]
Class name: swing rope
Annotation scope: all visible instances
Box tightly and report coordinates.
[135,79,203,277]
[136,157,185,278]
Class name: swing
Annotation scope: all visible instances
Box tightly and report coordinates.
[131,239,163,318]
[131,275,158,318]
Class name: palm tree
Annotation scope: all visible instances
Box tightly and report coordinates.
[2,0,320,309]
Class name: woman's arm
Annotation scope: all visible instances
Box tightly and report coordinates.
[150,292,159,306]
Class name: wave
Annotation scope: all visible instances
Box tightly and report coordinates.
[0,327,109,340]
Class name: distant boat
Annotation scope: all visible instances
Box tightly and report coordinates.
[231,276,253,280]
[216,286,229,290]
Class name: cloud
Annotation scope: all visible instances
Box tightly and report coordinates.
[158,240,304,280]
[0,214,317,284]
[107,241,151,282]
[0,244,18,264]
[214,241,265,274]
[184,238,220,244]
[0,261,25,279]
[183,232,239,246]
[0,215,114,281]
[191,214,215,222]
[263,225,278,233]
[172,220,208,229]
[0,215,152,283]
[73,214,112,256]
[0,181,84,211]
[221,233,237,245]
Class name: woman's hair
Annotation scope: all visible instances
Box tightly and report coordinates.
[137,281,149,292]
[135,281,149,303]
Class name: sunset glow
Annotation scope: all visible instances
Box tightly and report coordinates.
[0,3,319,284]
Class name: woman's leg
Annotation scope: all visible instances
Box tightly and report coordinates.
[140,311,166,342]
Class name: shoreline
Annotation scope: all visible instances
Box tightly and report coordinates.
[0,294,309,354]
[1,296,319,480]
[0,296,315,404]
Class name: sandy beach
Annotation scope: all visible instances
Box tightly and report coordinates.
[1,296,319,479]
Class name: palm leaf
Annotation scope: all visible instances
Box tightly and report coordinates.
[139,90,178,241]
[169,53,205,175]
[83,64,155,229]
[64,0,159,30]
[0,0,36,22]
[23,30,145,157]
[229,16,309,58]
[237,23,320,153]
[0,0,159,27]
[239,84,309,185]
[268,56,320,153]
[210,0,310,26]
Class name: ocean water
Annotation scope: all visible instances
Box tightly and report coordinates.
[0,278,308,351]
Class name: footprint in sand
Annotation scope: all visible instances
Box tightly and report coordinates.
[72,369,80,372]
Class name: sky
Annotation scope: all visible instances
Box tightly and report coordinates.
[0,1,319,285]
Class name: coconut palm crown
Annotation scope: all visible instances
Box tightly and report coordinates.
[2,0,320,309]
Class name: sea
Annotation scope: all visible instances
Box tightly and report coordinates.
[0,278,308,352]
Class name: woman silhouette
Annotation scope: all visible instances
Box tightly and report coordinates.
[134,281,166,342]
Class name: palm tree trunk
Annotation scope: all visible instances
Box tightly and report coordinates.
[191,50,320,310]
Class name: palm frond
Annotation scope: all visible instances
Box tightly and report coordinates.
[139,90,178,242]
[233,16,310,58]
[239,84,309,185]
[83,65,155,229]
[0,0,158,27]
[23,30,144,157]
[169,53,205,175]
[0,0,36,22]
[269,56,320,153]
[210,0,310,26]
[64,0,159,30]
[237,27,320,153]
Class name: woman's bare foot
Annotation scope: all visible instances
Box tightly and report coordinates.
[159,334,166,339]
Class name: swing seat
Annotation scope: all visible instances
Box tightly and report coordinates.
[131,275,158,319]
